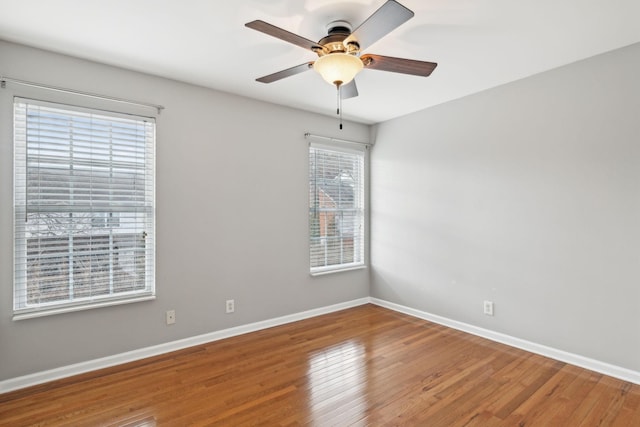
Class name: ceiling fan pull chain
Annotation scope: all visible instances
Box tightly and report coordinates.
[337,84,343,130]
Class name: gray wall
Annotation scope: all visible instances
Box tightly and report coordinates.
[371,42,640,372]
[2,37,639,383]
[0,40,370,381]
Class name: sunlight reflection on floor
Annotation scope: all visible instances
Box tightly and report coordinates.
[306,339,367,423]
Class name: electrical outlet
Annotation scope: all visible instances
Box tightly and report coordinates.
[166,309,176,325]
[483,301,494,316]
[226,299,235,314]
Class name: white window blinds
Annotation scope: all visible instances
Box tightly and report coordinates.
[309,141,365,273]
[13,98,155,318]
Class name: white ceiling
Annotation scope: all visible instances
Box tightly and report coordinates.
[0,0,638,124]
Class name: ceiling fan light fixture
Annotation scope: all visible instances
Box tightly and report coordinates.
[313,53,363,87]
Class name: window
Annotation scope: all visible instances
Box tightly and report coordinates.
[309,141,366,273]
[13,98,155,318]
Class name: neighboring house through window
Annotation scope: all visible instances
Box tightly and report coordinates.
[309,140,366,274]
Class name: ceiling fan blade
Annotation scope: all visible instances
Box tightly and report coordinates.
[245,20,323,52]
[361,54,437,77]
[341,80,359,99]
[343,1,414,51]
[256,62,314,83]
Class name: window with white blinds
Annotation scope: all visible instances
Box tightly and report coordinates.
[13,98,156,318]
[309,142,365,274]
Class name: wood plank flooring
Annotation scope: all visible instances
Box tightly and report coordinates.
[0,304,638,426]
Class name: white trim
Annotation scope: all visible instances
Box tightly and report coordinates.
[3,77,164,114]
[13,295,156,321]
[310,264,367,276]
[305,132,371,147]
[370,297,640,386]
[0,298,370,394]
[3,296,638,394]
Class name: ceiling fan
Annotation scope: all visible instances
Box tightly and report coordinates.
[245,0,438,127]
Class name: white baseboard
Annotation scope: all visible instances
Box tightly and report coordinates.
[370,297,640,385]
[3,296,637,394]
[0,298,370,394]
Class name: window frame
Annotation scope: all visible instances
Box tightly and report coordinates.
[308,139,368,275]
[12,97,156,320]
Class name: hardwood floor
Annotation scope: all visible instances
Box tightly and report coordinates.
[1,304,638,426]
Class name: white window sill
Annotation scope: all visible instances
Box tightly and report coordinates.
[310,264,367,276]
[13,294,156,321]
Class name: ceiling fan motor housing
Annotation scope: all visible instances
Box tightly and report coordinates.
[316,20,360,56]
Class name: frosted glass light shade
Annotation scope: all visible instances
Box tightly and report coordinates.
[313,53,363,86]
